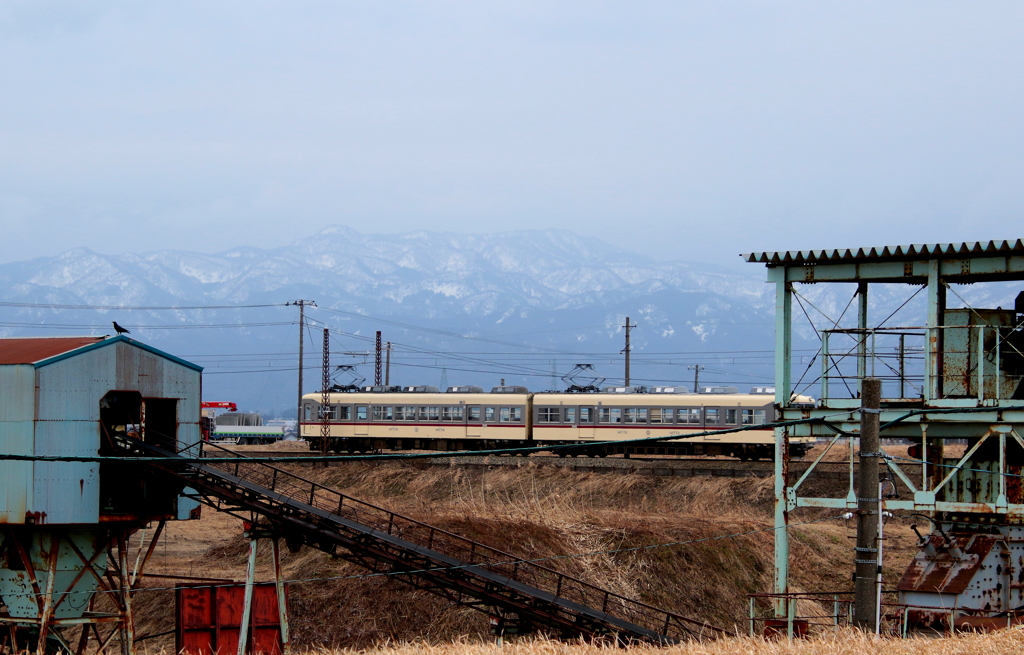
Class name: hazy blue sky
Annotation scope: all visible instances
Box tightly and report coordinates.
[2,2,1022,269]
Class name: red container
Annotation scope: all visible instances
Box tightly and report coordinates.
[176,583,287,655]
[762,618,809,639]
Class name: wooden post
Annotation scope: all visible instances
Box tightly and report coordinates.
[272,538,290,654]
[854,377,881,630]
[237,539,258,655]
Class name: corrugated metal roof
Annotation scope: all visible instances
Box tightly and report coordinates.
[0,336,106,365]
[743,239,1024,265]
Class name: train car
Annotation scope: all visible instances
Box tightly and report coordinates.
[299,385,532,452]
[300,384,815,460]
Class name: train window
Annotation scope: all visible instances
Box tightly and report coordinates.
[705,408,720,424]
[441,407,454,421]
[303,404,312,421]
[579,407,593,423]
[663,408,675,423]
[468,406,481,421]
[499,407,511,422]
[427,407,439,421]
[452,406,464,421]
[356,406,368,421]
[564,407,576,423]
[372,406,384,421]
[742,409,767,425]
[417,406,428,420]
[650,409,663,424]
[624,408,647,424]
[385,406,394,420]
[337,406,352,420]
[511,407,522,422]
[725,409,737,424]
[538,407,560,423]
[599,408,622,424]
[485,407,496,422]
[683,408,701,424]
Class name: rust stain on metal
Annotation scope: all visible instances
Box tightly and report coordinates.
[0,337,104,365]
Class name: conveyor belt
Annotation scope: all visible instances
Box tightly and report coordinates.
[120,437,726,643]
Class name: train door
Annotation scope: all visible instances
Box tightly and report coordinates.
[578,406,595,439]
[704,407,721,440]
[354,405,369,435]
[467,406,481,437]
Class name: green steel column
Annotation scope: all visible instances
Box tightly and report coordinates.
[773,276,792,614]
[925,260,945,401]
[857,282,868,397]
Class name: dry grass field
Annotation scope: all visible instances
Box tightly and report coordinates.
[301,629,1024,655]
[126,458,930,650]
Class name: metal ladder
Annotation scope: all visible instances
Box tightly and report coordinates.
[122,438,726,643]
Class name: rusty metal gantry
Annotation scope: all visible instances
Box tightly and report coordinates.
[745,240,1024,628]
[0,523,165,655]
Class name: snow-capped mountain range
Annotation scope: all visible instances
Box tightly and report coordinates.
[5,226,1015,416]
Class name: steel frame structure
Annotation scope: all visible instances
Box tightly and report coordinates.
[745,241,1024,617]
[0,523,163,655]
[111,435,726,644]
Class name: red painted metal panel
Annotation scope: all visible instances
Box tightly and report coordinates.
[177,583,286,655]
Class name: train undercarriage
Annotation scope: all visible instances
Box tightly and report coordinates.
[305,437,808,460]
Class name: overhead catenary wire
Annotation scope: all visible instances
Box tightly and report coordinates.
[0,301,288,310]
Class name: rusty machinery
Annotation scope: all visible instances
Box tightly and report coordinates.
[745,240,1024,633]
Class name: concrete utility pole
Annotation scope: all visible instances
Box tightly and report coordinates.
[287,300,316,423]
[688,364,706,393]
[621,317,636,386]
[385,342,392,386]
[854,377,882,631]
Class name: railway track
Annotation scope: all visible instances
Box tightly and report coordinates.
[206,449,919,482]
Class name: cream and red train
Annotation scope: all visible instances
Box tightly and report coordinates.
[300,385,815,460]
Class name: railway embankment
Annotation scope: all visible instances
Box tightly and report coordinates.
[133,460,923,649]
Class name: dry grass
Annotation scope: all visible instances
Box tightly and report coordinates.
[291,629,1024,655]
[129,462,926,649]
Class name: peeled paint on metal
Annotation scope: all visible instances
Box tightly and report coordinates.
[177,583,286,655]
[899,533,1014,620]
[0,528,107,619]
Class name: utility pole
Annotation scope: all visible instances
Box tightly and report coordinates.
[375,331,383,386]
[854,377,882,631]
[384,342,392,386]
[321,329,330,455]
[621,317,636,386]
[287,300,316,424]
[688,365,706,393]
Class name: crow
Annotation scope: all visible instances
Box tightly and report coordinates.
[112,322,130,335]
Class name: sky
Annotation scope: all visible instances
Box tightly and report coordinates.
[2,2,1023,270]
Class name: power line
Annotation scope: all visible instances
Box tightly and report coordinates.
[0,301,286,310]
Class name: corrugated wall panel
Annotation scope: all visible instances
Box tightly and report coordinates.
[0,365,35,523]
[33,348,113,523]
[29,341,202,523]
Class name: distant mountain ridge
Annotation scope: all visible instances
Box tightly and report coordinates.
[3,226,769,311]
[0,226,783,415]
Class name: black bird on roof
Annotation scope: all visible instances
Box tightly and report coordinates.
[112,322,130,335]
